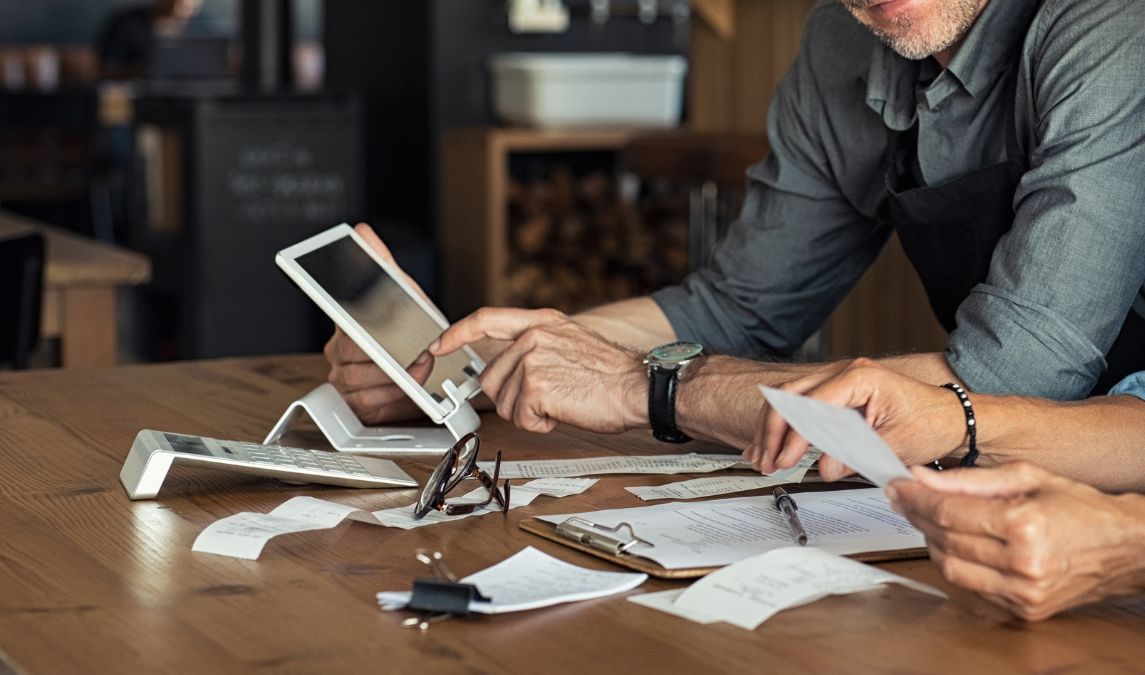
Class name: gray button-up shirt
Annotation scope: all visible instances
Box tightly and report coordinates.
[652,0,1145,400]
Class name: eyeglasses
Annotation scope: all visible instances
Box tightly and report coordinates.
[413,432,510,519]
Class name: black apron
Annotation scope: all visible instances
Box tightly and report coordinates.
[884,80,1145,395]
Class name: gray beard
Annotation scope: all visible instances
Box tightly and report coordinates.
[846,0,982,61]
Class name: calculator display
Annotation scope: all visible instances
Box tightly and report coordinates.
[163,432,214,456]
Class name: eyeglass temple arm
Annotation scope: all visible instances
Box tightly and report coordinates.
[489,450,510,513]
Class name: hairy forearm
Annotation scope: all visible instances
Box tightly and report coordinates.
[877,352,962,385]
[676,351,959,449]
[973,395,1145,492]
[574,297,677,351]
[675,356,812,448]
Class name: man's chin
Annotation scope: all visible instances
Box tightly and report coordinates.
[879,33,952,61]
[849,0,984,62]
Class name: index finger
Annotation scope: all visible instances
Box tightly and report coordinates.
[430,308,566,356]
[909,463,1047,498]
[892,480,1011,541]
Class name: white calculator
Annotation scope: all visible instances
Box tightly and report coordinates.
[119,429,418,500]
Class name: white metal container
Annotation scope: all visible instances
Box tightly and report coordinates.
[489,53,688,128]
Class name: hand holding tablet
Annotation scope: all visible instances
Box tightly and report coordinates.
[321,226,441,424]
[277,224,484,431]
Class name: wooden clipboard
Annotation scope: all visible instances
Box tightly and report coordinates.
[520,517,929,580]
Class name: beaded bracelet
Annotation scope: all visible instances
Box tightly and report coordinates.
[939,382,978,467]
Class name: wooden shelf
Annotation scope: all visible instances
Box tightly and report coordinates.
[440,126,646,318]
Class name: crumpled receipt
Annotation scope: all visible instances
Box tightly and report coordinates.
[629,546,945,630]
[365,477,596,530]
[192,478,596,560]
[625,451,820,501]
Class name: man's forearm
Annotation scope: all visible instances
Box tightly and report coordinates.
[675,356,814,448]
[571,308,960,449]
[676,351,958,449]
[574,297,677,351]
[972,395,1145,492]
[877,352,962,385]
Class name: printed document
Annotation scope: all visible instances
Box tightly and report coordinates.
[630,547,944,630]
[540,488,923,570]
[377,546,646,614]
[479,453,747,479]
[759,386,913,486]
[626,452,819,501]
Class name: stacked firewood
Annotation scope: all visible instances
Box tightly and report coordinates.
[505,166,690,314]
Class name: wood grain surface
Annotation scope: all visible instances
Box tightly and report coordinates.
[1,355,1143,673]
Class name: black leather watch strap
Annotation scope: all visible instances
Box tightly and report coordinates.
[649,365,690,444]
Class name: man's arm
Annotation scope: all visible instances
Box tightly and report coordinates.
[946,3,1145,398]
[573,297,676,350]
[676,351,960,449]
[970,394,1145,492]
[750,359,1145,492]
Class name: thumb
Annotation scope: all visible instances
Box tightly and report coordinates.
[354,223,433,305]
[354,223,397,266]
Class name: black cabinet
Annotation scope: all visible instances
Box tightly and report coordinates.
[132,89,363,359]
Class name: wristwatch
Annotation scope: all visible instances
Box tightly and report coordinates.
[644,341,705,443]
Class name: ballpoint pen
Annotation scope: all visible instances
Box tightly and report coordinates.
[773,487,808,545]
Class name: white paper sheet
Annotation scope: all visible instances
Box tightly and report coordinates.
[625,452,819,501]
[759,386,913,486]
[540,488,923,570]
[192,496,362,560]
[377,546,646,614]
[361,478,597,530]
[479,453,747,479]
[669,547,945,630]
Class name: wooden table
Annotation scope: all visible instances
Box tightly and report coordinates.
[0,211,151,367]
[2,355,1143,673]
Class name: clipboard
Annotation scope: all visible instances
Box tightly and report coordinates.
[520,516,929,580]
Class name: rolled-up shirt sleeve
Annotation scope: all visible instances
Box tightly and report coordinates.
[1109,372,1145,402]
[947,3,1145,399]
[652,11,889,358]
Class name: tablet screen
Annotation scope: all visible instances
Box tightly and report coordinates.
[296,235,473,404]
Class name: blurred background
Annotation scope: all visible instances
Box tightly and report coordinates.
[0,0,943,372]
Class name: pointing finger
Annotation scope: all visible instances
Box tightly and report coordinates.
[431,308,567,356]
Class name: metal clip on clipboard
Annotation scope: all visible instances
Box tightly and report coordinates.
[554,517,655,556]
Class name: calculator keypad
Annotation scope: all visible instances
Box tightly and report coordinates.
[238,443,372,476]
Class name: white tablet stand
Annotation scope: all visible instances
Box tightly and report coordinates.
[264,381,480,454]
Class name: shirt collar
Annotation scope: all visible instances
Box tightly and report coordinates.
[865,0,1041,126]
[944,0,1041,98]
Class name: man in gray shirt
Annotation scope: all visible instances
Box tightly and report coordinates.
[327,0,1145,450]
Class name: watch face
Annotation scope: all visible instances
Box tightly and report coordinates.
[649,341,704,364]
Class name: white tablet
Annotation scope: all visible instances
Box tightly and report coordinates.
[277,224,484,424]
